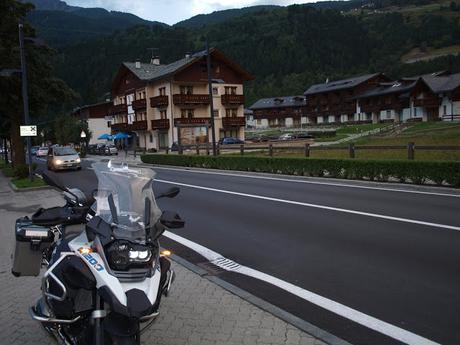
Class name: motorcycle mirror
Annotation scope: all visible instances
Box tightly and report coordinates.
[156,187,180,200]
[160,210,185,229]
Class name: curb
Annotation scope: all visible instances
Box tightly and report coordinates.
[8,180,52,193]
[170,254,351,345]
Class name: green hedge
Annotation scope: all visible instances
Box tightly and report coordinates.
[141,154,460,187]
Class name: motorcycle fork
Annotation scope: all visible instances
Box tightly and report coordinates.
[93,292,104,345]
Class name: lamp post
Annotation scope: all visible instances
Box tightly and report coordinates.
[80,130,87,157]
[206,40,217,156]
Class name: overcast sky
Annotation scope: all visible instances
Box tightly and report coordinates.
[65,0,324,25]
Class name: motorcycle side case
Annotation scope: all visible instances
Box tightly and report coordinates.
[12,217,54,277]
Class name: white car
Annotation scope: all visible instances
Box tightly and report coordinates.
[36,147,49,157]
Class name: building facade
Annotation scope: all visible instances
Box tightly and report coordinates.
[109,48,253,150]
[249,96,307,129]
[72,101,112,144]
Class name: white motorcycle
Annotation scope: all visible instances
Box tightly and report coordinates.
[12,162,184,344]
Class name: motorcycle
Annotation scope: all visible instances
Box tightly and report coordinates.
[11,161,184,344]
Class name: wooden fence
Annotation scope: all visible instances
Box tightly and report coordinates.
[163,142,460,160]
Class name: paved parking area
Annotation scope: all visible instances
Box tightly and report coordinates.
[0,174,326,345]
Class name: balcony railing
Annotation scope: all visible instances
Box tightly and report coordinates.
[131,120,148,131]
[222,117,246,128]
[111,122,130,132]
[151,119,170,130]
[109,104,127,115]
[173,94,210,105]
[150,95,169,108]
[221,94,245,105]
[413,98,441,108]
[174,117,210,126]
[132,99,146,111]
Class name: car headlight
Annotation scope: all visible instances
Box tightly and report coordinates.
[76,158,81,163]
[55,159,63,165]
[106,241,153,271]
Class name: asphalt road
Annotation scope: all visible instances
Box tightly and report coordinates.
[33,157,460,345]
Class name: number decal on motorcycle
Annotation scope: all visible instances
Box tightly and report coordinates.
[82,253,105,272]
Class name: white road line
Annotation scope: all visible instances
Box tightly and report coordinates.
[153,166,460,198]
[164,230,439,345]
[155,179,460,232]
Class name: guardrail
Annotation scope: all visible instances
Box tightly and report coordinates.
[165,142,460,160]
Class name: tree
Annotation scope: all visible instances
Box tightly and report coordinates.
[0,0,76,166]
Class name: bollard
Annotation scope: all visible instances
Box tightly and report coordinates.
[196,145,200,155]
[408,142,415,160]
[240,144,244,156]
[166,147,169,154]
[304,143,310,158]
[269,144,273,157]
[206,144,210,156]
[349,143,355,159]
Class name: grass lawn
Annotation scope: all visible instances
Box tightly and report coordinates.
[238,122,460,161]
[11,177,47,189]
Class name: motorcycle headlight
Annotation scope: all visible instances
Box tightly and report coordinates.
[106,241,153,271]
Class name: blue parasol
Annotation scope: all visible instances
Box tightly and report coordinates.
[97,133,113,140]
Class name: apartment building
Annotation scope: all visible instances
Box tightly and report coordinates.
[249,96,307,129]
[109,48,253,150]
[72,101,112,144]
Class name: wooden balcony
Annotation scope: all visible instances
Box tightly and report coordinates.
[150,95,169,108]
[221,94,245,105]
[222,117,246,128]
[174,117,210,126]
[131,120,148,131]
[413,98,441,108]
[151,119,170,130]
[111,122,130,132]
[109,104,127,115]
[132,99,146,111]
[173,94,210,105]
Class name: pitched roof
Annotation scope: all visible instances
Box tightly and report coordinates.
[304,73,382,95]
[249,96,306,110]
[422,73,460,93]
[355,80,418,99]
[121,48,253,84]
[123,50,208,83]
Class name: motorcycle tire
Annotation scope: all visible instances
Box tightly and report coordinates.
[107,334,140,345]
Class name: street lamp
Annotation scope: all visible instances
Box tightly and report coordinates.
[80,130,87,157]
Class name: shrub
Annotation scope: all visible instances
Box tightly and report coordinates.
[13,164,30,179]
[141,155,460,188]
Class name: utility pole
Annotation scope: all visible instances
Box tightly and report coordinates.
[18,20,33,181]
[206,40,217,156]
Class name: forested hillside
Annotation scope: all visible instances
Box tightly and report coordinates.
[26,0,460,106]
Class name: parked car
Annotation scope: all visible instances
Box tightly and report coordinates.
[30,146,40,156]
[95,144,106,155]
[87,144,98,154]
[47,146,81,171]
[36,146,49,157]
[104,145,118,155]
[219,137,244,145]
[295,132,313,139]
[278,133,295,141]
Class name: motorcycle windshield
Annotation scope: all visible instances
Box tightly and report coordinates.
[92,161,161,241]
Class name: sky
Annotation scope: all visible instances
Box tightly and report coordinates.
[65,0,323,25]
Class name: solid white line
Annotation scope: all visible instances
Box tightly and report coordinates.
[153,166,460,198]
[155,179,460,232]
[164,230,439,345]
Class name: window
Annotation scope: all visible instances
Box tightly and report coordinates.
[443,105,447,116]
[212,87,218,95]
[159,87,166,96]
[225,109,237,117]
[225,86,237,95]
[149,134,153,143]
[181,109,194,119]
[160,110,167,119]
[257,119,261,125]
[213,110,219,117]
[386,110,391,119]
[414,107,418,117]
[107,121,111,127]
[180,86,193,95]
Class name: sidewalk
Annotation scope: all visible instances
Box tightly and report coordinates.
[0,174,326,345]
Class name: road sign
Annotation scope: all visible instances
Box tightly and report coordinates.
[20,125,37,137]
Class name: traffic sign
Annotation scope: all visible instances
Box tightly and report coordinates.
[20,125,37,137]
